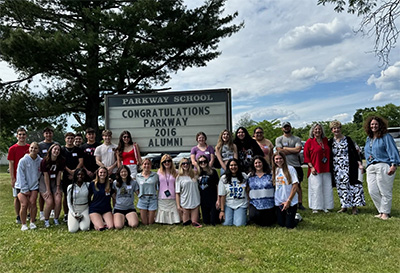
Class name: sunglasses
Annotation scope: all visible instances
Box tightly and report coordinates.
[199,160,208,164]
[163,159,172,163]
[181,162,189,166]
[122,136,130,139]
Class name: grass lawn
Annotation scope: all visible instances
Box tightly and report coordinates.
[0,167,399,273]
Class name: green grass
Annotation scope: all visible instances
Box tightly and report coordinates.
[0,168,399,273]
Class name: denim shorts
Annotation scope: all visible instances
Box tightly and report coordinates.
[137,195,158,211]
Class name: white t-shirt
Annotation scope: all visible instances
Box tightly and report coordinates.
[218,173,248,209]
[274,165,299,206]
[94,143,117,173]
[176,175,200,209]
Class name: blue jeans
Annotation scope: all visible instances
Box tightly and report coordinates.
[223,206,247,226]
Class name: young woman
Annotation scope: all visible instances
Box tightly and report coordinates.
[247,155,275,226]
[15,142,42,231]
[115,131,142,179]
[233,127,264,173]
[67,168,91,233]
[197,155,220,225]
[112,165,139,229]
[215,129,238,175]
[39,143,65,227]
[190,132,216,170]
[364,116,400,220]
[272,151,299,229]
[155,154,181,225]
[218,158,248,226]
[176,158,202,227]
[89,167,114,230]
[253,127,274,166]
[136,159,158,225]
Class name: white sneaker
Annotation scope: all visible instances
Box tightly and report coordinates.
[323,209,330,213]
[50,210,55,218]
[312,210,318,214]
[40,212,45,221]
[54,219,60,226]
[295,213,303,222]
[29,222,37,230]
[44,220,50,228]
[21,224,29,231]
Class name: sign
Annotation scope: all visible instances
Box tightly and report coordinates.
[105,89,231,153]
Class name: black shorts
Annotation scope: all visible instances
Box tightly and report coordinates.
[294,166,304,183]
[114,208,136,215]
[62,178,73,194]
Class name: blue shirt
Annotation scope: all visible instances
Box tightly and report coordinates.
[365,134,400,167]
[247,173,275,210]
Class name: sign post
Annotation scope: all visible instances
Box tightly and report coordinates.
[105,89,231,153]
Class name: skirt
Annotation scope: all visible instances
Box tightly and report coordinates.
[155,199,181,224]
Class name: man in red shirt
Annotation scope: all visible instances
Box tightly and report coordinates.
[7,127,30,224]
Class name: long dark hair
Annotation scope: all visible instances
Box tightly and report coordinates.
[197,155,213,175]
[44,143,64,170]
[233,127,253,145]
[223,158,244,185]
[116,130,134,158]
[115,165,132,188]
[70,168,89,207]
[249,155,270,176]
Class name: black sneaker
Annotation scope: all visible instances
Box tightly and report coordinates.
[298,203,306,210]
[16,215,21,224]
[63,215,68,223]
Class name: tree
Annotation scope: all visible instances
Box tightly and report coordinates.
[248,119,282,144]
[234,113,255,130]
[352,106,376,124]
[318,0,400,65]
[0,0,243,136]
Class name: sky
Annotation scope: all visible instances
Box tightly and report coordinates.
[1,0,399,129]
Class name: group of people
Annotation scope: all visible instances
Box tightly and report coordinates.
[8,115,400,232]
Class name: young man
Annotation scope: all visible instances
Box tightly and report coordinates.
[94,130,118,179]
[81,128,100,179]
[7,127,30,224]
[38,127,56,220]
[61,132,84,222]
[275,122,306,210]
[74,133,84,147]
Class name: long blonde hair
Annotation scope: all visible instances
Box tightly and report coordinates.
[177,158,196,179]
[215,129,234,152]
[158,154,177,177]
[271,151,292,186]
[93,167,111,193]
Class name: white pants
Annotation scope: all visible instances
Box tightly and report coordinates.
[68,206,90,233]
[367,163,395,214]
[308,172,334,210]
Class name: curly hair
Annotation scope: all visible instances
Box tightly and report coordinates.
[364,115,388,138]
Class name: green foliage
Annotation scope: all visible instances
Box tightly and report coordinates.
[235,113,255,129]
[247,119,282,143]
[0,0,243,134]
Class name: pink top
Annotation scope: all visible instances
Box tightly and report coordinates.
[157,170,176,200]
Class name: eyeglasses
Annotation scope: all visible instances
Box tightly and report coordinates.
[163,160,172,163]
[122,136,130,139]
[199,160,208,164]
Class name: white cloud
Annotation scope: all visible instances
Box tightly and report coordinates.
[372,91,386,101]
[322,57,357,81]
[331,113,350,123]
[291,67,318,80]
[367,61,400,90]
[278,18,352,50]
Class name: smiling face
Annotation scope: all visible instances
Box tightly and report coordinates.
[98,168,108,181]
[237,129,245,140]
[254,158,263,171]
[122,134,131,144]
[370,119,379,133]
[76,170,85,183]
[229,160,238,175]
[65,135,75,146]
[162,157,172,169]
[102,134,111,145]
[331,126,342,137]
[180,159,190,171]
[142,159,152,172]
[254,129,264,141]
[222,131,230,142]
[86,132,96,143]
[282,125,291,134]
[313,125,322,138]
[119,167,129,180]
[29,143,39,156]
[16,130,27,143]
[274,154,284,168]
[74,136,83,147]
[51,145,61,157]
[43,130,53,142]
[197,134,206,145]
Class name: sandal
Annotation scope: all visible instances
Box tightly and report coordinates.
[337,208,347,213]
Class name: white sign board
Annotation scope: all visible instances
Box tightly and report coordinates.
[105,89,231,153]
